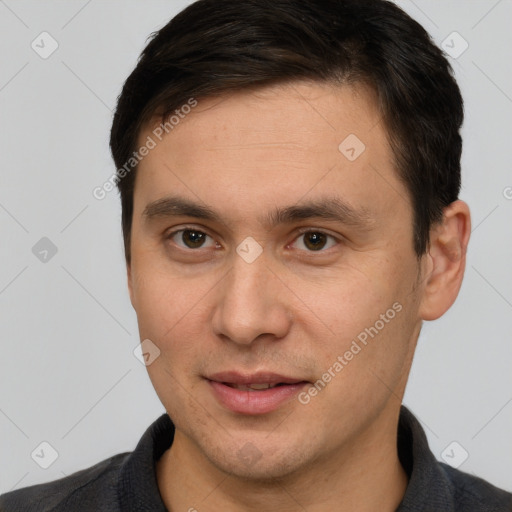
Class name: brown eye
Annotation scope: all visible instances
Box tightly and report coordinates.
[169,229,216,250]
[303,232,327,251]
[182,230,206,248]
[292,231,338,252]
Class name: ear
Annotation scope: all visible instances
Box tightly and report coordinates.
[419,200,471,321]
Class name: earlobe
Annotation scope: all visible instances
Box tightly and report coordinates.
[419,200,471,321]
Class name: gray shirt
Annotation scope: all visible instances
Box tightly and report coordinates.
[1,406,511,511]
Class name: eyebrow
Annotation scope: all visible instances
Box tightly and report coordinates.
[143,195,374,230]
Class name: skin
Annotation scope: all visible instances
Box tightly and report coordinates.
[127,81,471,511]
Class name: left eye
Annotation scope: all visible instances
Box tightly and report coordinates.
[170,229,217,249]
[291,231,338,252]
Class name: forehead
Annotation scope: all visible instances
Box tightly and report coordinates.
[145,81,384,154]
[134,81,410,228]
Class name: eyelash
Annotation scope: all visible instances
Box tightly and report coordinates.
[165,226,340,253]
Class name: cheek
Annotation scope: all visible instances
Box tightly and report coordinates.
[130,268,221,395]
[305,302,415,431]
[130,258,209,337]
[133,272,215,413]
[296,265,395,337]
[297,259,418,380]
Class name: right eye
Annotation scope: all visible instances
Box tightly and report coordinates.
[167,228,218,250]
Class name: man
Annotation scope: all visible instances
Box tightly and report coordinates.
[1,0,511,510]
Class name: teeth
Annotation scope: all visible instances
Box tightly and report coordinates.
[231,383,280,391]
[248,383,273,390]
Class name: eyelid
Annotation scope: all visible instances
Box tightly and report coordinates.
[165,223,215,238]
[294,227,340,238]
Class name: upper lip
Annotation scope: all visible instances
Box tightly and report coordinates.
[207,371,308,385]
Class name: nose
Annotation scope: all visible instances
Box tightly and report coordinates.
[211,252,292,346]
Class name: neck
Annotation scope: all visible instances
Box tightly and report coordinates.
[156,405,408,512]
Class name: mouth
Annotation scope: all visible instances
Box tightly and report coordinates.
[206,371,310,415]
[222,382,291,391]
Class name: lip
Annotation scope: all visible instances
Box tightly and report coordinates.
[207,371,306,386]
[206,371,309,415]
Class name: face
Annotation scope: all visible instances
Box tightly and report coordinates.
[128,81,426,480]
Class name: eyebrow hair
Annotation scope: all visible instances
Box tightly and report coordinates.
[143,195,374,230]
[144,196,218,223]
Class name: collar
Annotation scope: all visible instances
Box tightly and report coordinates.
[117,405,457,511]
[117,412,173,511]
[396,406,456,511]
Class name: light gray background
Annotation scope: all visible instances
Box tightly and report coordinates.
[1,0,511,495]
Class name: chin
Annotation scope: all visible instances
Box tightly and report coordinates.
[217,457,301,483]
[203,438,314,483]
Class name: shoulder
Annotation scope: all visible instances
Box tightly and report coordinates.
[440,463,512,512]
[0,452,129,512]
[397,406,512,511]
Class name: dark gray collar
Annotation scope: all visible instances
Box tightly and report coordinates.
[117,406,511,511]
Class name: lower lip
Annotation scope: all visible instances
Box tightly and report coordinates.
[208,380,308,415]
